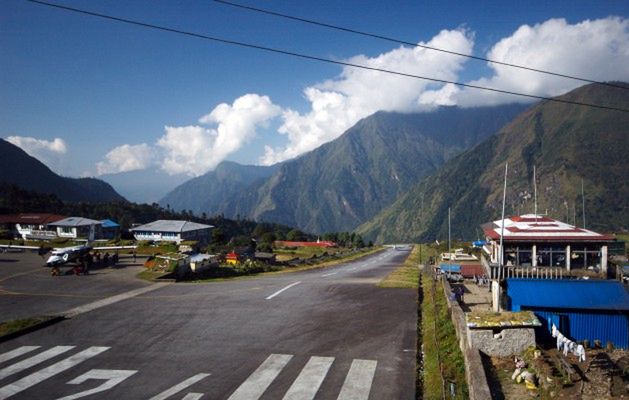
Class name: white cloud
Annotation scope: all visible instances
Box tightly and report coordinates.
[154,94,281,176]
[260,28,474,165]
[93,17,629,173]
[96,143,155,175]
[95,94,281,177]
[450,17,629,106]
[5,136,67,173]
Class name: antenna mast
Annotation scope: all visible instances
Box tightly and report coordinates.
[534,165,538,223]
[448,207,451,257]
[499,163,508,279]
[581,179,586,229]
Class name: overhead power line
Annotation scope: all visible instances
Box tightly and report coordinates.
[24,0,629,113]
[214,0,629,91]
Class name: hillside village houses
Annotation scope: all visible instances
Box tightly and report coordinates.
[130,220,213,246]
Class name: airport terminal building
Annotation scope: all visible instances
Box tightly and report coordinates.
[130,220,213,245]
[482,214,615,273]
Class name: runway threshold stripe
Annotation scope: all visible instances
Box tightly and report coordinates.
[0,346,75,380]
[0,346,41,364]
[0,346,109,400]
[148,373,210,400]
[181,393,204,400]
[227,354,293,400]
[63,283,167,318]
[336,359,377,400]
[282,356,334,400]
[265,282,301,300]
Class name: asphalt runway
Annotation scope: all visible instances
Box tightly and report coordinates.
[0,248,417,399]
[0,251,150,321]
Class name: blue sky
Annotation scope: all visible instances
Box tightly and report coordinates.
[1,0,628,181]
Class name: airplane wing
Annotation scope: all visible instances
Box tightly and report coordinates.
[92,245,137,250]
[0,244,41,250]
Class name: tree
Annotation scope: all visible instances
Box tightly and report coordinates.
[286,229,305,241]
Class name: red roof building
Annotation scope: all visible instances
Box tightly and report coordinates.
[482,214,615,272]
[274,240,337,248]
[0,213,66,240]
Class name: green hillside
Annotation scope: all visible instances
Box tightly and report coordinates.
[359,82,629,243]
[163,104,526,234]
[159,161,279,216]
[0,139,126,203]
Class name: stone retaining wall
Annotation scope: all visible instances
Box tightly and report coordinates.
[442,278,493,400]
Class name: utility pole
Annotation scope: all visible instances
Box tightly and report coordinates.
[581,179,586,229]
[499,163,508,280]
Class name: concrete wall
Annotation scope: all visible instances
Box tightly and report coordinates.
[467,327,536,357]
[441,278,492,400]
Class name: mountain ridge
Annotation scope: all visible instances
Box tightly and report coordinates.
[358,82,629,242]
[161,103,528,233]
[0,139,126,203]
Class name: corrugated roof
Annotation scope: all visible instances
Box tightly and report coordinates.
[0,213,66,224]
[483,214,614,242]
[100,219,120,228]
[461,264,485,278]
[50,217,102,227]
[130,220,213,233]
[439,264,461,273]
[507,279,629,311]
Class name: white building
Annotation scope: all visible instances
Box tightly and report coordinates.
[49,217,103,241]
[130,220,213,245]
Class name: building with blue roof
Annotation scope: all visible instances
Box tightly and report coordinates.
[506,278,629,349]
[100,219,120,240]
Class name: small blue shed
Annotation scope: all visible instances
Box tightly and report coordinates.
[439,264,461,273]
[100,219,120,240]
[506,279,629,349]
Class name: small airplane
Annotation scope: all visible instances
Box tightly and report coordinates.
[0,243,136,267]
[45,244,93,266]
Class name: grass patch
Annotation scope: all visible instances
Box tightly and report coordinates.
[417,243,440,265]
[136,269,173,281]
[274,246,353,262]
[378,245,420,288]
[0,316,54,337]
[421,271,468,399]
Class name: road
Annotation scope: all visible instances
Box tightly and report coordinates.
[0,248,417,399]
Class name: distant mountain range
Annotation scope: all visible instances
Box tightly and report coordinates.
[100,169,187,204]
[358,82,629,242]
[6,83,625,243]
[0,139,125,203]
[159,161,280,216]
[160,104,527,233]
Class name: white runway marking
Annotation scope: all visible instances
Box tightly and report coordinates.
[181,394,204,400]
[337,359,377,400]
[282,356,334,400]
[265,282,302,300]
[58,369,137,400]
[0,346,41,364]
[63,283,167,318]
[227,354,293,400]
[148,373,211,400]
[0,346,75,380]
[0,346,109,400]
[321,272,337,277]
